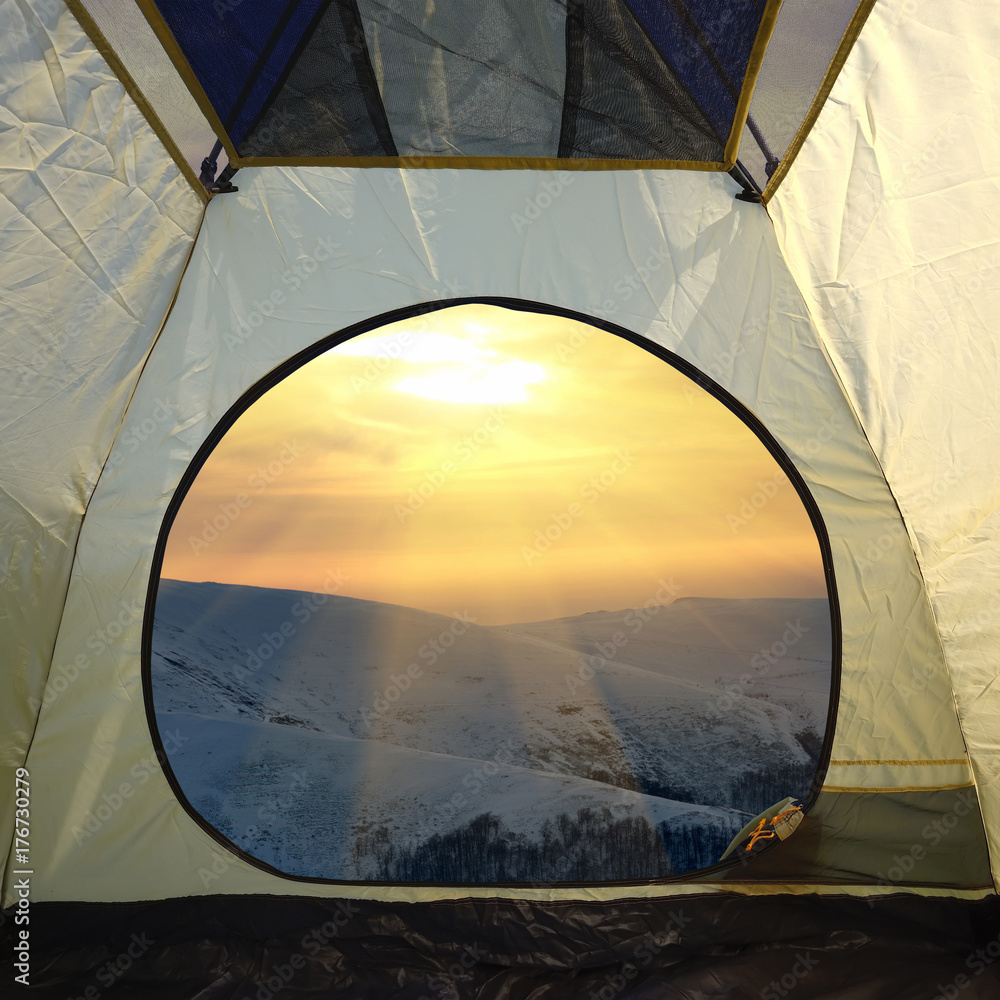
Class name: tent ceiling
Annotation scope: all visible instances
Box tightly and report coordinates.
[75,0,871,194]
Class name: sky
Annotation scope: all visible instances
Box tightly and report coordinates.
[161,304,826,624]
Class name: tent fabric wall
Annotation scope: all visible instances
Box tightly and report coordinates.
[3,0,999,931]
[4,0,1000,994]
[8,155,984,905]
[771,0,1000,887]
[0,0,202,888]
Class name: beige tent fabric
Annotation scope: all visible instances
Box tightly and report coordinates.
[0,0,203,888]
[14,158,972,903]
[772,0,1000,887]
[4,0,994,906]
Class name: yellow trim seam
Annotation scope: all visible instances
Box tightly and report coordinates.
[64,0,208,203]
[188,883,998,904]
[230,155,726,171]
[824,782,976,794]
[135,0,240,164]
[705,884,995,898]
[829,759,969,767]
[761,0,878,203]
[723,0,784,169]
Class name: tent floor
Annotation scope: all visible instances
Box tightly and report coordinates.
[3,892,1000,998]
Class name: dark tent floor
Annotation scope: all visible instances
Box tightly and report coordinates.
[4,892,1000,998]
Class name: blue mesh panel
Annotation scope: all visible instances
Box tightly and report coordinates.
[151,0,328,144]
[623,0,764,137]
[150,0,770,161]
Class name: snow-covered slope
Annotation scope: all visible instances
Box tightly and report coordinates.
[151,580,831,881]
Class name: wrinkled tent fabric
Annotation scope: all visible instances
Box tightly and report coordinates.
[3,0,1000,996]
[0,0,203,890]
[772,0,1000,892]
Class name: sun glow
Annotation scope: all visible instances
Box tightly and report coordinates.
[396,359,546,404]
[331,326,548,404]
[332,331,489,364]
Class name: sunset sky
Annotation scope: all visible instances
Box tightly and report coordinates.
[162,304,826,624]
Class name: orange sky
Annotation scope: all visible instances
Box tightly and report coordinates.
[162,304,826,624]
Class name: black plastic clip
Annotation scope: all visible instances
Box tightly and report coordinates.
[728,160,764,205]
[210,164,240,195]
[199,141,239,195]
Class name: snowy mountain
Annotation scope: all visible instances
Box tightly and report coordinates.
[151,579,831,881]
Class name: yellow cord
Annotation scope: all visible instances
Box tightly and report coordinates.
[744,805,803,851]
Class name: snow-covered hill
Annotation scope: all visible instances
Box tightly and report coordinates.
[151,580,831,881]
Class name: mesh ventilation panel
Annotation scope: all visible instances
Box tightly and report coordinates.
[743,0,866,189]
[561,0,725,161]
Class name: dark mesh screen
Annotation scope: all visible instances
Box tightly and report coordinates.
[148,0,870,180]
[624,0,762,139]
[239,1,396,158]
[560,0,724,162]
[354,0,567,157]
[150,0,328,146]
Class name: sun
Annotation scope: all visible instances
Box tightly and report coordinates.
[396,358,546,404]
[331,325,547,404]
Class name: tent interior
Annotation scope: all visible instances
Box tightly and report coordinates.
[3,0,1000,996]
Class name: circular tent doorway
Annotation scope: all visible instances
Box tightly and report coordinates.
[145,301,836,884]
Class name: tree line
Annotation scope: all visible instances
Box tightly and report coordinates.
[354,807,741,883]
